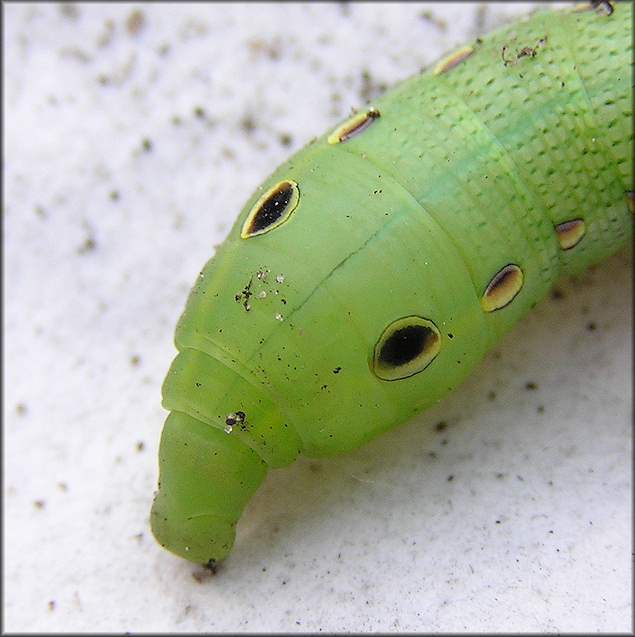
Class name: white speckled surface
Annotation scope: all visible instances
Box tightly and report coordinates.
[3,2,631,632]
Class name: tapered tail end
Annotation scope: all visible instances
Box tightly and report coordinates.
[150,411,268,565]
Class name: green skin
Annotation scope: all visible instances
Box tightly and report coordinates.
[151,3,633,566]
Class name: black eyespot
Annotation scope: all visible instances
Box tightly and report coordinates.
[433,45,475,75]
[241,180,299,238]
[554,218,586,250]
[372,316,441,381]
[480,263,523,312]
[327,108,380,144]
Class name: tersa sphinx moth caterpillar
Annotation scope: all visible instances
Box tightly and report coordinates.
[151,2,633,568]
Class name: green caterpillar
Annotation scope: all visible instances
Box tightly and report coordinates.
[151,2,633,567]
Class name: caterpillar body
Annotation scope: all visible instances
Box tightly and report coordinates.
[151,2,633,567]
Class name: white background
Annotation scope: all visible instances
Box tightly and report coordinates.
[3,2,632,632]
